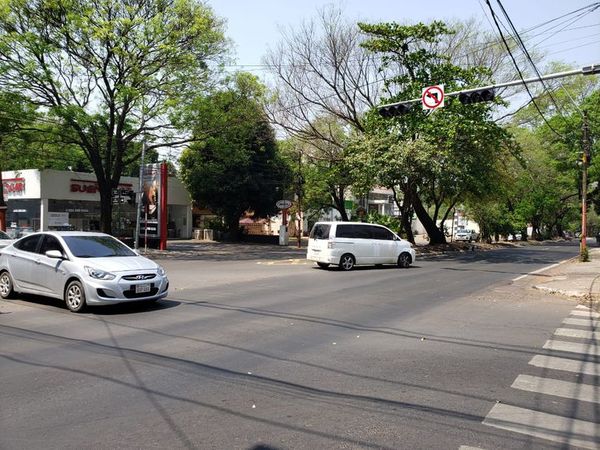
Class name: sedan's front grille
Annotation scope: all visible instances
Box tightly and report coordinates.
[122,273,156,281]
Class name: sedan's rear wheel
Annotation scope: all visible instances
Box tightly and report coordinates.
[65,280,86,313]
[397,252,411,268]
[0,271,14,299]
[339,254,355,271]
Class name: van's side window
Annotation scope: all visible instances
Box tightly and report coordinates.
[337,224,371,239]
[310,224,331,239]
[371,226,394,240]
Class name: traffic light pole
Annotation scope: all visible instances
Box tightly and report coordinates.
[378,64,600,109]
[581,111,591,261]
[134,140,146,251]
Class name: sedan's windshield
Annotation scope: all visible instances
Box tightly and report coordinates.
[63,236,136,258]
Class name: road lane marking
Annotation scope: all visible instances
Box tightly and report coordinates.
[543,340,600,356]
[563,317,599,327]
[511,374,599,404]
[554,328,600,340]
[571,310,600,319]
[528,355,600,376]
[512,261,565,282]
[483,404,599,449]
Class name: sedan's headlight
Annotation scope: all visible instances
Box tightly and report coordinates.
[157,266,166,277]
[85,266,116,280]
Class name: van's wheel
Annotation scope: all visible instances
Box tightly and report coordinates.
[397,253,411,268]
[316,262,330,269]
[65,280,86,313]
[339,254,355,271]
[0,271,14,299]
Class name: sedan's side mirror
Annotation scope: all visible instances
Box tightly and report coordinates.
[46,250,64,259]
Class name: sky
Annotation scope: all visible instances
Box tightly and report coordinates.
[210,0,600,81]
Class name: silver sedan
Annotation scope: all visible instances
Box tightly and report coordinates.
[0,231,169,312]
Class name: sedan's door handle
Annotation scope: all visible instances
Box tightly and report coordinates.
[35,259,41,265]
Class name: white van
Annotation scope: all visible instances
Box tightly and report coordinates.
[306,222,416,270]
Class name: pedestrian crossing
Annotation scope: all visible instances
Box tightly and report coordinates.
[482,304,600,449]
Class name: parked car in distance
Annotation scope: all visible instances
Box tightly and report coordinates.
[0,230,15,249]
[307,222,416,271]
[0,231,169,312]
[454,229,478,242]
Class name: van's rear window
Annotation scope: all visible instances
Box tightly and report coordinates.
[310,224,331,239]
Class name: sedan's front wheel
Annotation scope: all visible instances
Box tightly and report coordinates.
[65,280,86,313]
[0,271,14,299]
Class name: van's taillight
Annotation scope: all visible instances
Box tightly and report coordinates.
[327,240,334,249]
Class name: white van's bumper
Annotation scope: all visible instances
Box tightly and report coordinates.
[306,248,337,264]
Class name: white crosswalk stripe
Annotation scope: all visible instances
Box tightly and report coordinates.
[571,309,600,318]
[563,317,599,326]
[483,404,599,449]
[482,306,600,447]
[554,327,600,339]
[543,339,600,356]
[511,374,600,404]
[529,354,600,376]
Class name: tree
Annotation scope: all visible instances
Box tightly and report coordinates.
[264,5,384,220]
[505,65,599,239]
[179,73,291,239]
[355,21,517,244]
[0,0,227,233]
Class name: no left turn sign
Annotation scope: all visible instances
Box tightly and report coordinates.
[421,85,444,110]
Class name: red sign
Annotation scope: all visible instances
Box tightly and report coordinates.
[3,178,26,194]
[70,179,133,195]
[422,85,445,110]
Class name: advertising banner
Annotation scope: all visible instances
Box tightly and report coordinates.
[141,163,161,238]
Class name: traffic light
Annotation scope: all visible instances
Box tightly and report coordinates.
[458,88,495,104]
[378,103,412,117]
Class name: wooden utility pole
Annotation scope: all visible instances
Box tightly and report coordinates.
[580,111,591,261]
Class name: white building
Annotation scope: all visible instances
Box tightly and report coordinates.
[2,169,193,239]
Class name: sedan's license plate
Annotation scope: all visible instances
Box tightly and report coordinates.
[135,284,151,294]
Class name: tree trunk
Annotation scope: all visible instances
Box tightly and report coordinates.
[331,189,349,221]
[99,184,113,234]
[412,193,446,245]
[400,209,415,244]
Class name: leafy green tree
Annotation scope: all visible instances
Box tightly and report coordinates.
[354,21,516,244]
[0,0,226,234]
[179,73,291,239]
[506,67,599,239]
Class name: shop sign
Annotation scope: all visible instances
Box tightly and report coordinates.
[70,179,133,195]
[48,212,69,227]
[3,178,26,198]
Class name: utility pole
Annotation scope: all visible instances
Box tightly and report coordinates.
[296,149,303,248]
[134,140,146,251]
[580,111,591,261]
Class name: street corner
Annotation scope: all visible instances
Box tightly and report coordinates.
[531,248,600,302]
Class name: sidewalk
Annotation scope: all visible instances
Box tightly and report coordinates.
[530,247,600,311]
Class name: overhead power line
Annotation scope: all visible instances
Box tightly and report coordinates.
[485,0,565,138]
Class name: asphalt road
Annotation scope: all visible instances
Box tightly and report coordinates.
[1,242,594,449]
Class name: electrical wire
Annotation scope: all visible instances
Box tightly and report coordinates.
[485,0,565,138]
[496,0,588,121]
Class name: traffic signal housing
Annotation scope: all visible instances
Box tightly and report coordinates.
[378,103,412,117]
[458,88,495,104]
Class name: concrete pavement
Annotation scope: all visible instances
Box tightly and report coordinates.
[143,239,600,311]
[530,247,600,310]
